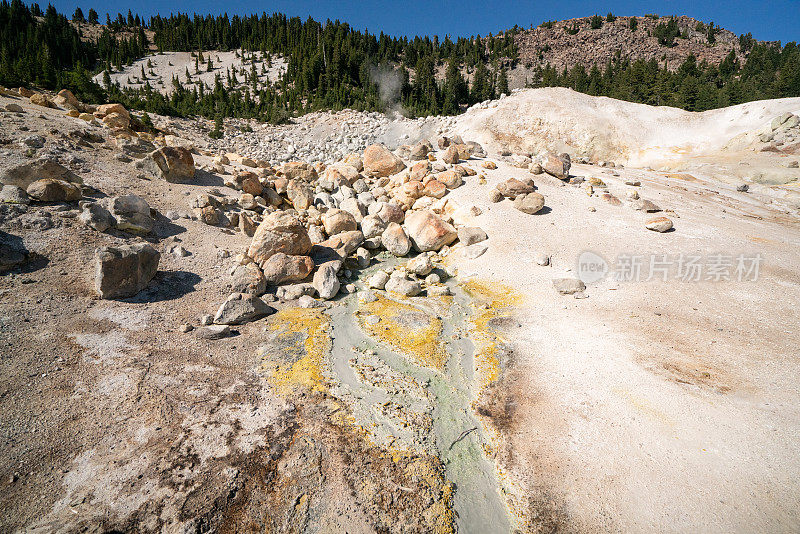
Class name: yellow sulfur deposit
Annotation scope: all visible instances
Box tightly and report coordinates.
[263,308,331,393]
[358,294,448,370]
[461,279,522,393]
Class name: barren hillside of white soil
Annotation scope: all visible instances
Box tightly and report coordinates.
[93,50,287,96]
[457,87,800,168]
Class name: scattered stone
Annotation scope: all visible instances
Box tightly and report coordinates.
[108,194,154,235]
[513,192,545,214]
[214,292,274,325]
[736,184,749,192]
[26,178,81,202]
[363,144,406,177]
[534,253,550,266]
[631,199,661,212]
[138,147,196,183]
[404,209,457,252]
[542,152,571,180]
[381,223,412,256]
[298,295,325,308]
[78,202,113,231]
[261,253,315,285]
[385,276,422,297]
[248,212,313,268]
[180,323,193,333]
[553,278,585,295]
[1,159,81,190]
[489,189,503,203]
[196,325,231,340]
[313,262,341,300]
[457,227,488,246]
[482,161,497,170]
[94,243,160,299]
[5,103,23,113]
[645,217,674,233]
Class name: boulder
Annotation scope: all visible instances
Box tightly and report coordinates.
[313,262,341,300]
[261,253,315,285]
[94,243,160,299]
[323,208,357,236]
[108,194,154,235]
[423,179,447,199]
[381,223,412,256]
[0,185,29,205]
[0,232,27,273]
[239,172,264,196]
[102,112,130,129]
[0,159,81,190]
[409,143,430,160]
[437,170,463,189]
[281,161,318,181]
[53,89,80,110]
[553,278,585,295]
[404,210,457,252]
[5,103,23,113]
[138,147,195,183]
[385,276,422,297]
[410,160,431,181]
[497,178,534,198]
[514,192,546,214]
[317,230,364,259]
[78,202,113,231]
[442,145,460,164]
[363,144,406,177]
[368,271,390,290]
[360,214,387,239]
[230,263,267,296]
[214,293,274,325]
[542,153,571,180]
[286,180,314,210]
[248,212,312,268]
[407,255,433,276]
[631,199,661,212]
[26,178,81,202]
[457,226,488,246]
[29,93,54,108]
[97,103,129,119]
[645,217,673,233]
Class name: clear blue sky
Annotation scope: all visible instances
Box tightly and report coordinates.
[45,0,800,43]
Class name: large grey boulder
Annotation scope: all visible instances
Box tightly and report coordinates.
[0,159,82,190]
[108,195,154,235]
[230,263,267,296]
[381,223,411,256]
[94,243,160,299]
[313,262,341,300]
[78,202,113,231]
[137,146,196,183]
[214,293,274,325]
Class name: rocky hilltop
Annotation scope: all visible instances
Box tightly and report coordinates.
[513,15,750,72]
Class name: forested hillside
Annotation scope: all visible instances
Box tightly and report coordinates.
[1,0,798,123]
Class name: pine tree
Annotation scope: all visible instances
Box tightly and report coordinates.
[497,66,509,96]
[87,8,98,23]
[73,7,84,22]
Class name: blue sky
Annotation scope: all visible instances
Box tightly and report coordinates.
[46,0,799,43]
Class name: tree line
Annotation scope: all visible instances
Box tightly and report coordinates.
[0,0,798,124]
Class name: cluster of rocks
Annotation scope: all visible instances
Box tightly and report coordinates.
[759,112,800,157]
[191,136,491,332]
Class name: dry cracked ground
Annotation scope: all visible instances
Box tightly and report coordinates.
[1,86,799,533]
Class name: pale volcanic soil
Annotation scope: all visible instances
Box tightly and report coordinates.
[0,86,799,533]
